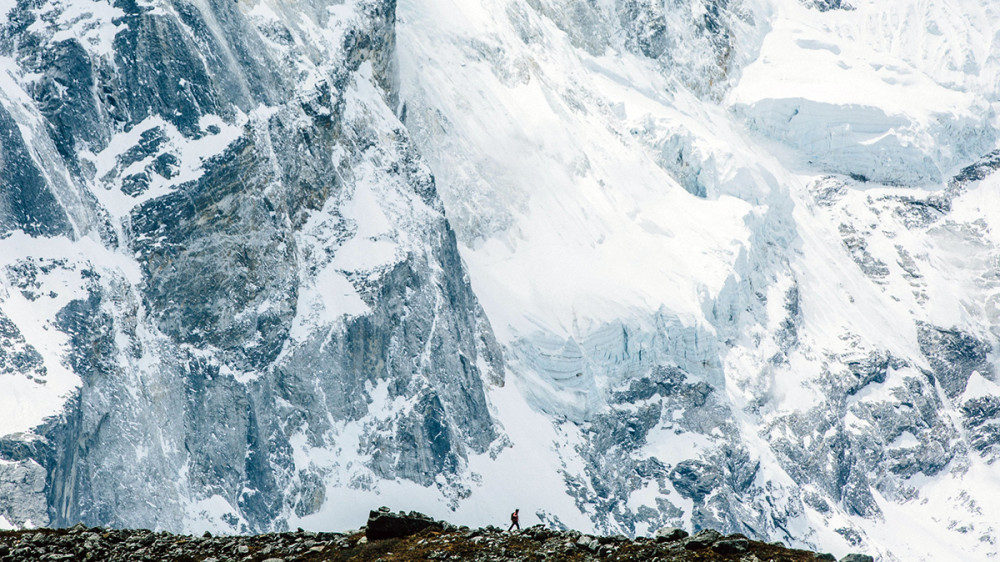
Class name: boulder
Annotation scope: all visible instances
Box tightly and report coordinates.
[524,525,557,541]
[684,529,722,550]
[366,508,444,540]
[712,536,749,554]
[654,526,689,543]
[575,535,599,552]
[840,555,874,562]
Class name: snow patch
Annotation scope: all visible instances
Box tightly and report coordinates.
[962,371,1000,402]
[27,0,126,60]
[83,112,247,222]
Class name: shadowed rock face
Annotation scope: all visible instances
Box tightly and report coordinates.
[0,0,501,532]
[0,104,73,237]
[130,133,299,372]
[670,460,722,504]
[0,310,46,381]
[917,323,993,399]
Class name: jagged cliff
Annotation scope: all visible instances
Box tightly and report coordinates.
[0,0,501,533]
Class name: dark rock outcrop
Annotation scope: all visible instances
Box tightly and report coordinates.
[712,536,750,554]
[365,507,444,540]
[684,529,723,550]
[655,526,689,542]
[917,323,993,399]
[839,554,874,562]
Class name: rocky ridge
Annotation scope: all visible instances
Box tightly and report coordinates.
[0,508,874,562]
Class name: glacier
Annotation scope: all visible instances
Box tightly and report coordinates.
[1,0,999,560]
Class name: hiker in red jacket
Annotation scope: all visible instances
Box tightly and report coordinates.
[508,509,520,531]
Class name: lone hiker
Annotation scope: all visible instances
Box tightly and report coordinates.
[508,509,520,531]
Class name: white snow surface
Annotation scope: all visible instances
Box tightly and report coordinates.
[0,233,139,434]
[27,0,125,60]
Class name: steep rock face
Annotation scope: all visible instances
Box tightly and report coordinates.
[0,459,46,528]
[0,0,501,533]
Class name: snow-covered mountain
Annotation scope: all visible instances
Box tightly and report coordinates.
[1,0,999,559]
